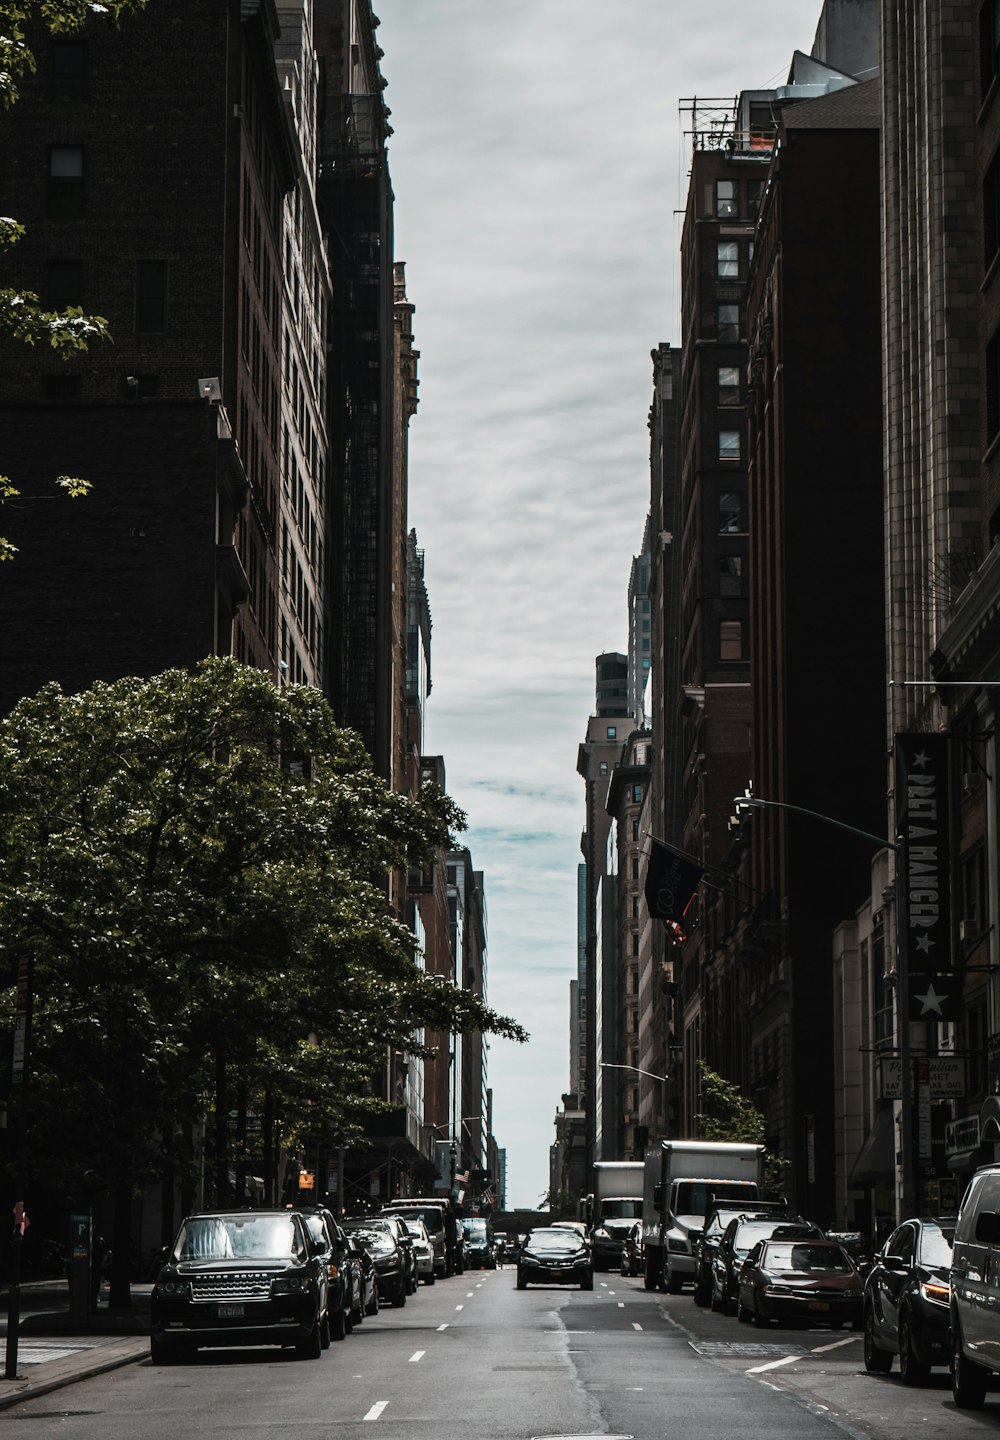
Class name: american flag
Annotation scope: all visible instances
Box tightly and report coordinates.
[482,1187,495,1207]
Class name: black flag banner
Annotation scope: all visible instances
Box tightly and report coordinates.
[644,837,704,926]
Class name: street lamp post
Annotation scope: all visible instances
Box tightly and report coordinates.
[732,789,911,1214]
[600,1062,669,1148]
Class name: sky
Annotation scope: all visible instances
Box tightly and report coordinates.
[374,0,820,1208]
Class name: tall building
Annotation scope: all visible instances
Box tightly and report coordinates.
[0,0,321,706]
[627,520,653,725]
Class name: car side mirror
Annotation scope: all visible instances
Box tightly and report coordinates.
[882,1254,904,1271]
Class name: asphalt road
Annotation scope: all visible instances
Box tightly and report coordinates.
[3,1268,988,1440]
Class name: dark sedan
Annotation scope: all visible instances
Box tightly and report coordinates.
[342,1220,408,1307]
[517,1227,593,1290]
[712,1215,821,1314]
[150,1210,328,1362]
[863,1216,955,1384]
[300,1207,359,1340]
[737,1237,864,1329]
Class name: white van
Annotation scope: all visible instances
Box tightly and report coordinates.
[950,1163,1000,1407]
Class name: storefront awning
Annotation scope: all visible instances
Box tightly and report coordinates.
[849,1107,895,1184]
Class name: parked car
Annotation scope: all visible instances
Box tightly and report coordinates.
[373,1214,419,1293]
[300,1206,359,1340]
[712,1215,821,1314]
[347,1232,380,1318]
[693,1201,791,1307]
[462,1216,496,1270]
[736,1236,864,1329]
[342,1219,408,1307]
[951,1163,1000,1408]
[382,1201,450,1278]
[517,1227,593,1290]
[621,1223,643,1277]
[827,1230,873,1279]
[400,1216,437,1284]
[150,1209,328,1363]
[863,1216,954,1384]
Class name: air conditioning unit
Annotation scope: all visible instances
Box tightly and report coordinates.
[960,917,979,943]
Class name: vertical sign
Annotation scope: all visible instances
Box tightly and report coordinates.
[894,734,953,1017]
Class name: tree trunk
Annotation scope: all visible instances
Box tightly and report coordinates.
[108,1177,132,1309]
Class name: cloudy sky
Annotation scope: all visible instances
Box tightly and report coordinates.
[375,1,819,1207]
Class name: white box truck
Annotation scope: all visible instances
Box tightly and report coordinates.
[641,1140,765,1292]
[587,1161,644,1271]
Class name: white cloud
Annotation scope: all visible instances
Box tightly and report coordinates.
[376,0,823,1206]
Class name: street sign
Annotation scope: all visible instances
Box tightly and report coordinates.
[879,1055,964,1098]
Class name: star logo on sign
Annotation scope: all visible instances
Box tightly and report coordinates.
[912,749,932,769]
[913,980,947,1016]
[914,934,935,954]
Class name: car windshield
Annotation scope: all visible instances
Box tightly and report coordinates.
[705,1209,747,1239]
[173,1214,300,1262]
[463,1219,488,1237]
[389,1207,443,1232]
[764,1243,853,1273]
[918,1225,955,1268]
[733,1219,787,1251]
[345,1226,394,1252]
[528,1229,582,1251]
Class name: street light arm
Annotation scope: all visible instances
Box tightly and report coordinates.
[601,1062,669,1083]
[738,795,896,852]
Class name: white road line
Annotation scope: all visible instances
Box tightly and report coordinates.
[811,1336,859,1353]
[437,1323,449,1331]
[746,1355,798,1375]
[466,1291,474,1297]
[617,1302,625,1309]
[632,1322,643,1331]
[363,1401,388,1421]
[608,1290,616,1295]
[455,1304,464,1311]
[409,1351,425,1363]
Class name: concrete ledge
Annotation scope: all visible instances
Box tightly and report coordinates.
[0,1337,148,1412]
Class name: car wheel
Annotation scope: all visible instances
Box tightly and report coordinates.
[330,1303,348,1341]
[297,1316,324,1360]
[390,1280,407,1308]
[736,1292,750,1324]
[718,1284,733,1317]
[952,1323,988,1409]
[364,1286,379,1317]
[666,1264,683,1294]
[898,1313,929,1387]
[426,1270,436,1286]
[709,1279,721,1312]
[581,1273,594,1290]
[752,1297,770,1328]
[693,1274,711,1307]
[320,1311,331,1349]
[863,1307,892,1374]
[149,1333,181,1365]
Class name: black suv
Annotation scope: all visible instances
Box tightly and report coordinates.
[150,1209,328,1363]
[693,1201,790,1307]
[300,1207,360,1340]
[343,1219,409,1307]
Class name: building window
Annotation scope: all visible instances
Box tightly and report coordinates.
[136,260,168,333]
[719,555,742,596]
[46,258,82,310]
[720,620,743,661]
[747,178,765,218]
[718,365,741,406]
[717,303,740,341]
[719,491,742,533]
[51,41,86,102]
[982,0,1000,100]
[599,761,609,776]
[607,726,617,739]
[715,179,737,218]
[47,146,84,218]
[632,783,643,803]
[719,428,741,462]
[986,152,1000,272]
[988,328,1000,444]
[716,241,738,278]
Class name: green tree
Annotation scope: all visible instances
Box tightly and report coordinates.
[0,660,527,1298]
[694,1060,788,1198]
[1,1,148,556]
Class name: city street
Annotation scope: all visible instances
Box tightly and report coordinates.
[4,1271,975,1440]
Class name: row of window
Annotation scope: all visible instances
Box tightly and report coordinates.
[717,238,754,280]
[43,256,169,333]
[714,177,766,221]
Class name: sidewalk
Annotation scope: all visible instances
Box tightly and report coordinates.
[0,1280,150,1412]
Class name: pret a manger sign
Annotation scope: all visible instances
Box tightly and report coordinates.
[894,735,952,1006]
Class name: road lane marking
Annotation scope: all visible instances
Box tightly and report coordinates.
[455,1304,464,1311]
[617,1302,625,1308]
[467,1291,474,1297]
[811,1336,859,1354]
[363,1401,388,1421]
[632,1322,643,1331]
[437,1324,449,1331]
[746,1355,798,1375]
[409,1351,425,1363]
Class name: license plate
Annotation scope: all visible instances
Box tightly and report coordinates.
[807,1300,829,1311]
[218,1303,245,1318]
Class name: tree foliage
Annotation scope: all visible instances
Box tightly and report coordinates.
[0,660,527,1207]
[694,1060,788,1197]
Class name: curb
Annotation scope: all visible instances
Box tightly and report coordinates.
[0,1338,148,1412]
